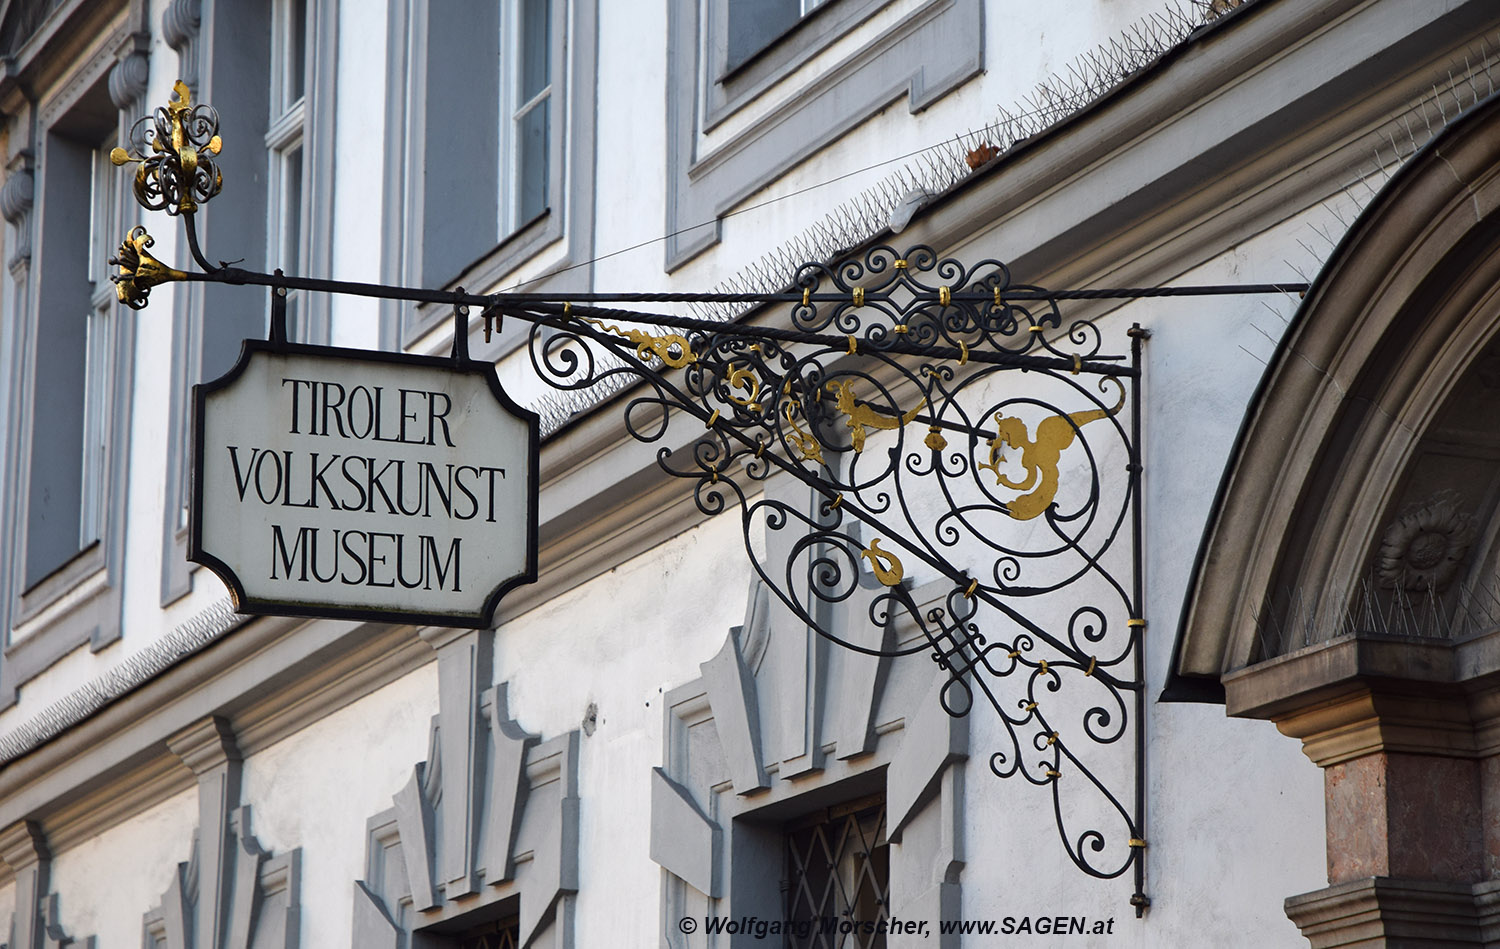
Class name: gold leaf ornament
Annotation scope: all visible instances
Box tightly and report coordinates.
[825,379,925,452]
[860,539,904,586]
[109,227,186,309]
[586,319,696,368]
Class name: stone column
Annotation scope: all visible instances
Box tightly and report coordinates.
[1224,632,1500,947]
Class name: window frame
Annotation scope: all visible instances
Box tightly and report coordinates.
[0,25,140,708]
[267,0,310,340]
[159,0,338,606]
[664,0,983,269]
[652,566,967,947]
[382,0,598,354]
[719,0,838,83]
[502,0,554,234]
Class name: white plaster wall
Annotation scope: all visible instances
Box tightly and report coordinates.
[328,0,389,352]
[49,786,198,948]
[496,510,751,948]
[0,1,1428,945]
[241,660,439,949]
[953,212,1330,945]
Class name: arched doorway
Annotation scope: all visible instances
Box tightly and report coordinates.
[1172,90,1500,945]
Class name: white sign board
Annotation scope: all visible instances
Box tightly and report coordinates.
[191,340,537,628]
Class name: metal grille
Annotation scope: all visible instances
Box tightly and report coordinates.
[457,917,519,949]
[784,798,889,949]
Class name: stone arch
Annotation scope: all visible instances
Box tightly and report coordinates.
[1170,90,1500,945]
[1171,89,1500,693]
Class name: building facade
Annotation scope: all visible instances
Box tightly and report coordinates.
[0,0,1498,946]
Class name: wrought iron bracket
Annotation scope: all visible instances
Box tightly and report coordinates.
[103,82,1310,914]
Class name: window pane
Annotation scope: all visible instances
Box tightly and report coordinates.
[80,305,110,546]
[517,98,549,224]
[727,0,801,71]
[284,145,303,268]
[520,0,551,103]
[288,0,307,106]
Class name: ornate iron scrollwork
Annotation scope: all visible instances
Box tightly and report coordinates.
[517,245,1146,896]
[107,82,1166,910]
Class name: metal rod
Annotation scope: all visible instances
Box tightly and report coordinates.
[186,266,1306,307]
[181,212,217,273]
[1127,322,1150,918]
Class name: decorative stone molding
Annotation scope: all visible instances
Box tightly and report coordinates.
[147,717,301,949]
[0,820,94,949]
[0,154,34,273]
[1374,493,1474,593]
[652,548,967,946]
[108,34,151,112]
[161,0,201,91]
[1285,878,1483,948]
[0,820,49,949]
[1172,83,1500,684]
[353,666,580,948]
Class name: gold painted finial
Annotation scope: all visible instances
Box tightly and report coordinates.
[109,226,186,309]
[111,79,225,215]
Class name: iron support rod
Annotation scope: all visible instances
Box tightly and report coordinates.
[186,267,1305,307]
[1128,323,1150,917]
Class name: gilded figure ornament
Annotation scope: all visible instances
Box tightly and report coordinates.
[977,380,1125,520]
[782,401,824,464]
[586,319,696,368]
[109,226,186,309]
[825,378,925,452]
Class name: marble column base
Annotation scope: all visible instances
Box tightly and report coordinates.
[1286,878,1483,948]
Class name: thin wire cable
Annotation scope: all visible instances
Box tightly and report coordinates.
[497,136,969,292]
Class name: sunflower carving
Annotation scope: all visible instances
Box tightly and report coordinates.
[1375,492,1474,592]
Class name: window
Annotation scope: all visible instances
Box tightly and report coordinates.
[81,132,120,551]
[505,0,552,231]
[665,0,981,268]
[0,48,137,704]
[383,0,598,349]
[784,795,890,949]
[652,564,966,947]
[268,0,309,338]
[162,0,339,605]
[727,0,829,72]
[23,120,113,591]
[456,916,520,949]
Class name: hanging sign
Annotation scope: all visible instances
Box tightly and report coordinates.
[190,339,538,628]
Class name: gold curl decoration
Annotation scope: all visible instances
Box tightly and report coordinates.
[109,226,186,309]
[586,319,696,369]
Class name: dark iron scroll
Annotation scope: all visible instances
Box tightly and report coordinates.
[101,83,1188,913]
[512,245,1147,898]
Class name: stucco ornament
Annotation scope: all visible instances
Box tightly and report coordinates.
[1375,492,1474,592]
